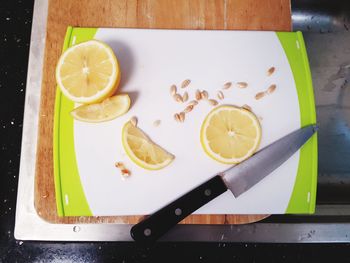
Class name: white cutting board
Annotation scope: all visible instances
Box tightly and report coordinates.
[73,29,300,216]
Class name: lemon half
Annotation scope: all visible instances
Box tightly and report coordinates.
[70,94,130,123]
[200,105,261,164]
[122,121,174,170]
[56,40,121,104]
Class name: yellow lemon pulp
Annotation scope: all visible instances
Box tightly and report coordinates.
[70,94,130,123]
[200,105,261,164]
[56,40,120,104]
[122,121,174,170]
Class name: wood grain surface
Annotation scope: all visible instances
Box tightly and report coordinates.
[35,0,291,224]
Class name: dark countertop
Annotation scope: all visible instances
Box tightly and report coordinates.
[1,0,350,262]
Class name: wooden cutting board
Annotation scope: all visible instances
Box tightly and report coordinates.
[34,0,291,224]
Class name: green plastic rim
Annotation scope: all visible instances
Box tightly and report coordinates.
[276,31,318,214]
[53,27,98,216]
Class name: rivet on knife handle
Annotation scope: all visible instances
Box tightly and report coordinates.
[130,175,228,244]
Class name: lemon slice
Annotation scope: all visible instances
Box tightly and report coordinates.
[70,94,130,123]
[56,40,121,104]
[200,105,261,164]
[122,121,174,170]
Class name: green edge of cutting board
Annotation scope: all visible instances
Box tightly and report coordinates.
[54,26,97,216]
[276,32,318,214]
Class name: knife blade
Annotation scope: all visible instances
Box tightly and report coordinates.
[130,125,317,244]
[222,124,318,197]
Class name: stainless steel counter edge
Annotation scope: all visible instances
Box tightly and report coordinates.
[14,0,350,242]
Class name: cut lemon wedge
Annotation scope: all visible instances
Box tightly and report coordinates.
[56,40,121,104]
[122,121,174,170]
[70,94,130,123]
[200,105,261,164]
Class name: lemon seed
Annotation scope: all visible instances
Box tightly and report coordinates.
[201,90,209,100]
[115,162,125,169]
[267,67,275,76]
[237,82,248,88]
[130,116,137,126]
[255,92,265,100]
[173,93,183,103]
[208,99,218,106]
[182,91,189,102]
[179,112,185,122]
[181,79,191,88]
[223,82,232,89]
[188,100,198,106]
[174,113,181,122]
[217,91,224,100]
[266,84,276,94]
[170,85,177,96]
[195,90,202,100]
[184,105,194,113]
[153,120,161,127]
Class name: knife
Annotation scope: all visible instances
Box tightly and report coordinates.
[130,124,317,243]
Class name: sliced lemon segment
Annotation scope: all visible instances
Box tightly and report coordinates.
[200,105,261,164]
[122,121,174,170]
[70,94,130,123]
[56,40,121,104]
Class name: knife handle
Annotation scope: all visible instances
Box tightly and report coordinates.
[130,175,227,244]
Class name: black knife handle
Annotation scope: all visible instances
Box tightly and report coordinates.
[130,175,227,244]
